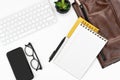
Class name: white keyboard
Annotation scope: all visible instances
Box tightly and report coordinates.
[0,1,57,45]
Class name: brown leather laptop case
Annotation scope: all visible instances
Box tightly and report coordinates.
[72,0,120,68]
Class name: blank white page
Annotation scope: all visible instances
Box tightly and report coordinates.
[53,24,107,80]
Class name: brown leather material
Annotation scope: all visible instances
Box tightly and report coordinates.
[72,0,120,68]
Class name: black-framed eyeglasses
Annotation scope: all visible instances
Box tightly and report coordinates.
[24,42,42,71]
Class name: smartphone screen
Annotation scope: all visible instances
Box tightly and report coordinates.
[7,47,34,80]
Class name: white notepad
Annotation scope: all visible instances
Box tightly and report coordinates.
[52,18,108,80]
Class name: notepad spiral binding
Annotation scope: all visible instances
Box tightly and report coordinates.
[81,19,99,33]
[80,23,107,42]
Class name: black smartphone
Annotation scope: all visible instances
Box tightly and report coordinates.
[7,47,34,80]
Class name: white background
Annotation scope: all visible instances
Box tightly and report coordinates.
[0,0,120,80]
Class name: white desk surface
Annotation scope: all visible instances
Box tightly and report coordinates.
[0,0,120,80]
